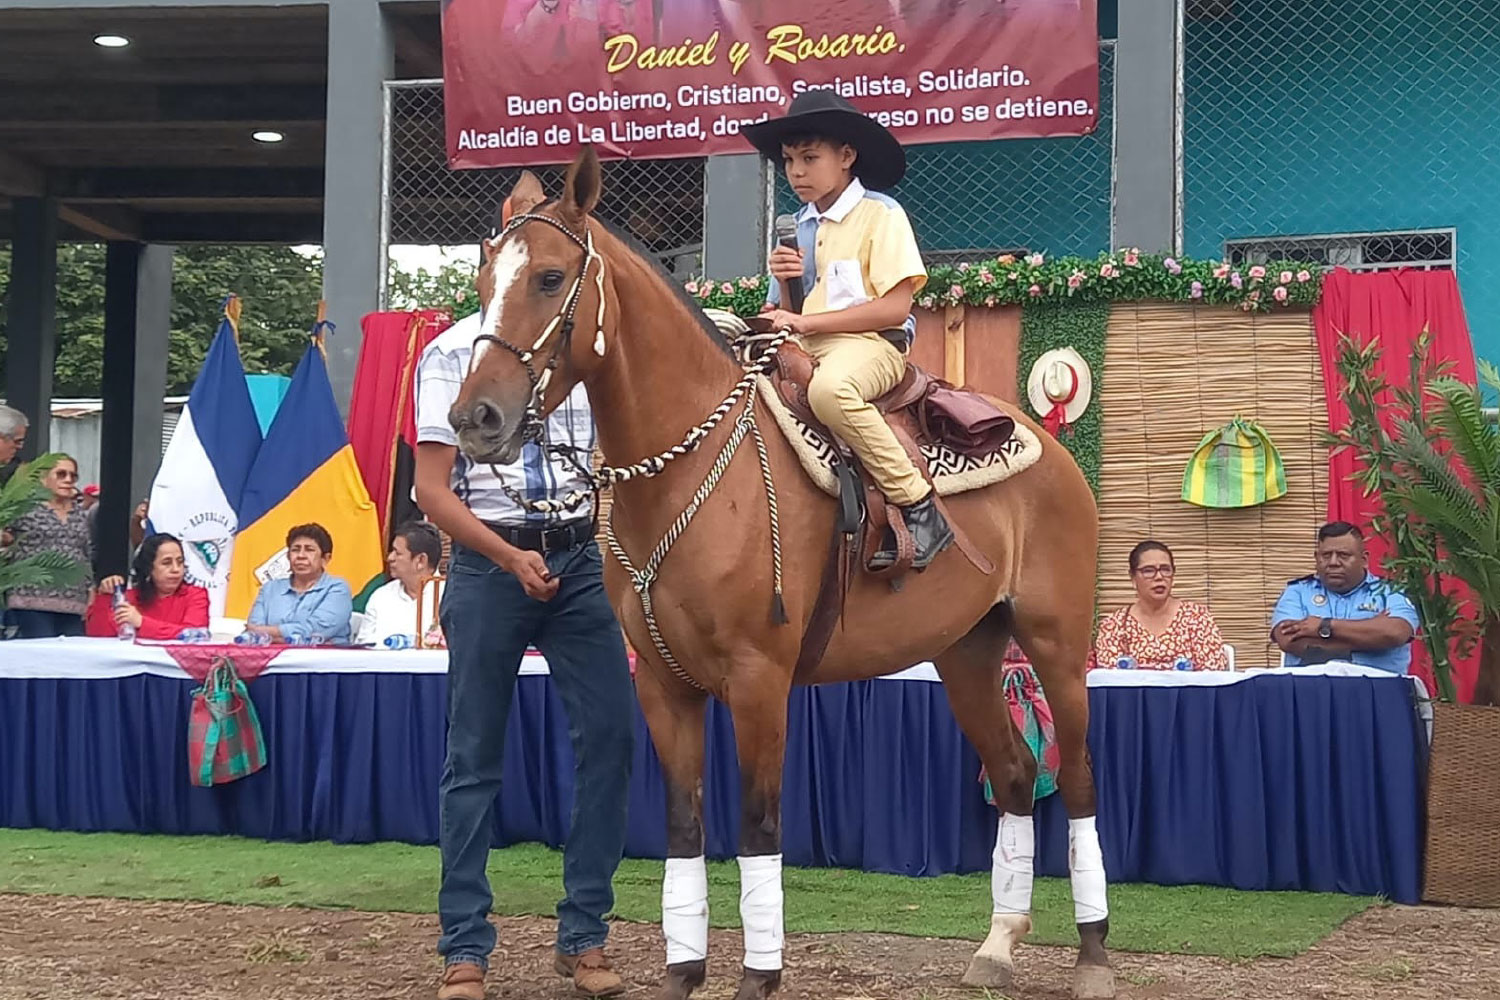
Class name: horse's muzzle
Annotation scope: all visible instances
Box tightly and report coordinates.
[451,398,523,465]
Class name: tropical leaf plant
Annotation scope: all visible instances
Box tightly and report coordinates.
[0,453,89,597]
[1329,333,1500,705]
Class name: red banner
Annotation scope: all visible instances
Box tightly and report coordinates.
[442,0,1099,169]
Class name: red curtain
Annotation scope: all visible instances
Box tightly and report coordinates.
[1312,268,1479,701]
[347,310,451,543]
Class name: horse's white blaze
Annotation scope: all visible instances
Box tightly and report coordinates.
[992,811,1035,915]
[1068,815,1109,924]
[662,855,709,964]
[738,853,784,971]
[469,235,529,370]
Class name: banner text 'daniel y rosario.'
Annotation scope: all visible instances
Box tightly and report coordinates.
[442,0,1099,169]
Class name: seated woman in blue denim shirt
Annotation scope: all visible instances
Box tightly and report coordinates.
[245,522,353,644]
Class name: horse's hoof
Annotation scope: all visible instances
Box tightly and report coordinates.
[1073,963,1116,1000]
[733,967,782,999]
[660,960,707,1000]
[961,952,1015,989]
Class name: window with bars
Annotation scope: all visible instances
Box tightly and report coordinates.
[1224,229,1455,272]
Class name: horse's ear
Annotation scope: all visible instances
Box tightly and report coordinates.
[560,146,602,223]
[509,170,545,215]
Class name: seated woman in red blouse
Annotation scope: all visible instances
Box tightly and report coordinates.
[1094,540,1229,671]
[85,533,210,639]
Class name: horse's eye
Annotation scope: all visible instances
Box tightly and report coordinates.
[539,270,566,294]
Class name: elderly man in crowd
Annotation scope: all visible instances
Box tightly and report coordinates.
[1271,521,1419,674]
[0,404,28,485]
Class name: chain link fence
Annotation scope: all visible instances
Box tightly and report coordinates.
[382,80,706,296]
[773,42,1116,264]
[1183,1,1500,320]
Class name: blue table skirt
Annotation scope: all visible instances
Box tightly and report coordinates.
[0,671,1424,901]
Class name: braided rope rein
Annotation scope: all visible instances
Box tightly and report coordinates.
[602,326,790,690]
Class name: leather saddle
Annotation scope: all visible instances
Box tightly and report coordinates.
[757,329,1010,680]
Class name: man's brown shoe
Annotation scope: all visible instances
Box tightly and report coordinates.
[436,961,486,1000]
[553,947,626,997]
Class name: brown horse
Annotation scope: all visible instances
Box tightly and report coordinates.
[451,148,1115,1000]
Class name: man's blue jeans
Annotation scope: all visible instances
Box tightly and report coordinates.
[437,539,635,970]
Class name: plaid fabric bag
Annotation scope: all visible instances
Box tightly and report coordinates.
[187,655,267,787]
[981,662,1060,804]
[1181,415,1287,509]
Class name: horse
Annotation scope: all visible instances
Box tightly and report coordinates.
[450,147,1115,1000]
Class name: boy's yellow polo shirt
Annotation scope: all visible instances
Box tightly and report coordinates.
[797,179,928,320]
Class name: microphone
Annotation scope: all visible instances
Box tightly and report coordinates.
[774,213,805,313]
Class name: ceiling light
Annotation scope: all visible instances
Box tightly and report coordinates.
[93,34,130,48]
[252,130,286,144]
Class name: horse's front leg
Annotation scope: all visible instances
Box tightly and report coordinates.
[637,662,711,1000]
[727,663,793,1000]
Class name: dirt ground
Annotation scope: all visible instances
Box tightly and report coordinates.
[1,895,1497,1000]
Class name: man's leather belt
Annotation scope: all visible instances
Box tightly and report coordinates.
[487,519,592,554]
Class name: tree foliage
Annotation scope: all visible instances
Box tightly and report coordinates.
[0,243,324,396]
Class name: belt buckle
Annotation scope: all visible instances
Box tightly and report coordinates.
[539,526,556,555]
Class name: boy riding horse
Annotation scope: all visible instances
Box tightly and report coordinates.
[748,90,955,570]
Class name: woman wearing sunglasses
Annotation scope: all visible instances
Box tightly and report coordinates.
[4,455,94,638]
[1094,540,1229,671]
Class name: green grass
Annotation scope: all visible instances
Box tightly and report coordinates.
[0,829,1374,959]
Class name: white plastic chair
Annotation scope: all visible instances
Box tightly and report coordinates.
[1223,644,1237,672]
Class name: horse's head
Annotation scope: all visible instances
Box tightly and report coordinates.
[450,147,612,464]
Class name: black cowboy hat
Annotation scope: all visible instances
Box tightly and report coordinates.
[742,90,906,191]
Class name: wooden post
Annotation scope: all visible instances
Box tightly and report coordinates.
[943,303,967,385]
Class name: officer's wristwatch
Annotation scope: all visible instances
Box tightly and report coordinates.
[1317,617,1333,639]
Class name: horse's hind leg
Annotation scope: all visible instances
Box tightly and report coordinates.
[933,603,1037,991]
[1014,600,1116,1000]
[636,662,711,1000]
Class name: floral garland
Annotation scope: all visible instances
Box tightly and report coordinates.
[688,251,1325,317]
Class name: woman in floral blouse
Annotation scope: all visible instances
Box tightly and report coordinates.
[1094,540,1229,671]
[5,455,94,638]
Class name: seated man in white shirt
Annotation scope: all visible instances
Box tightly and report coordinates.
[358,521,444,646]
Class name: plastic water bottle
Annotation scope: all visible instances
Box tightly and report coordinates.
[1114,655,1137,670]
[288,634,326,647]
[177,627,212,643]
[383,634,415,650]
[234,631,271,646]
[113,585,136,641]
[1173,657,1194,672]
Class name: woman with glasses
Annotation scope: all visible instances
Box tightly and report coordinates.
[4,455,94,638]
[1093,540,1229,671]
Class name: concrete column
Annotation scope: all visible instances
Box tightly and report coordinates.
[5,197,58,457]
[321,0,394,414]
[702,153,769,280]
[1111,0,1183,254]
[98,242,172,576]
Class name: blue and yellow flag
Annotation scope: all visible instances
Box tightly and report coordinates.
[225,338,384,618]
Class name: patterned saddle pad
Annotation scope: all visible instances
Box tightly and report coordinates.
[756,374,1043,499]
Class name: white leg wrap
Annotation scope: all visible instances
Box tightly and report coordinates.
[737,854,784,971]
[1068,816,1109,924]
[662,856,709,964]
[992,812,1035,915]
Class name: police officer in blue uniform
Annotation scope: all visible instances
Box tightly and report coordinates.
[1271,521,1419,674]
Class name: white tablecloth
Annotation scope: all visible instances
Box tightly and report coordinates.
[0,637,1423,691]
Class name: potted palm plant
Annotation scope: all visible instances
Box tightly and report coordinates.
[1330,335,1500,907]
[0,454,87,599]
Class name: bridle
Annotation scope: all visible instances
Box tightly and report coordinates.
[469,209,608,447]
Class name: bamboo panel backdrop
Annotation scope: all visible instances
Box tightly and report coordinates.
[1097,304,1328,668]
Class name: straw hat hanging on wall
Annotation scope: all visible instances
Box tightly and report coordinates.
[1027,347,1093,436]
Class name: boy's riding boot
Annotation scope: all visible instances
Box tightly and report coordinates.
[870,494,955,570]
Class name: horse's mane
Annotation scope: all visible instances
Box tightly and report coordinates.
[589,213,739,360]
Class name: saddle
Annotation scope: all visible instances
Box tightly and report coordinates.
[766,337,1012,679]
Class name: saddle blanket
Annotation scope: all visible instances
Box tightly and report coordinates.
[756,374,1043,498]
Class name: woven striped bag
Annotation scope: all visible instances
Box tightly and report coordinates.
[1181,416,1287,508]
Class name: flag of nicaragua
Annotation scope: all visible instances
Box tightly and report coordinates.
[148,302,263,617]
[224,328,384,619]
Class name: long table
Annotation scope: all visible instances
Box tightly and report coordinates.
[0,638,1426,902]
